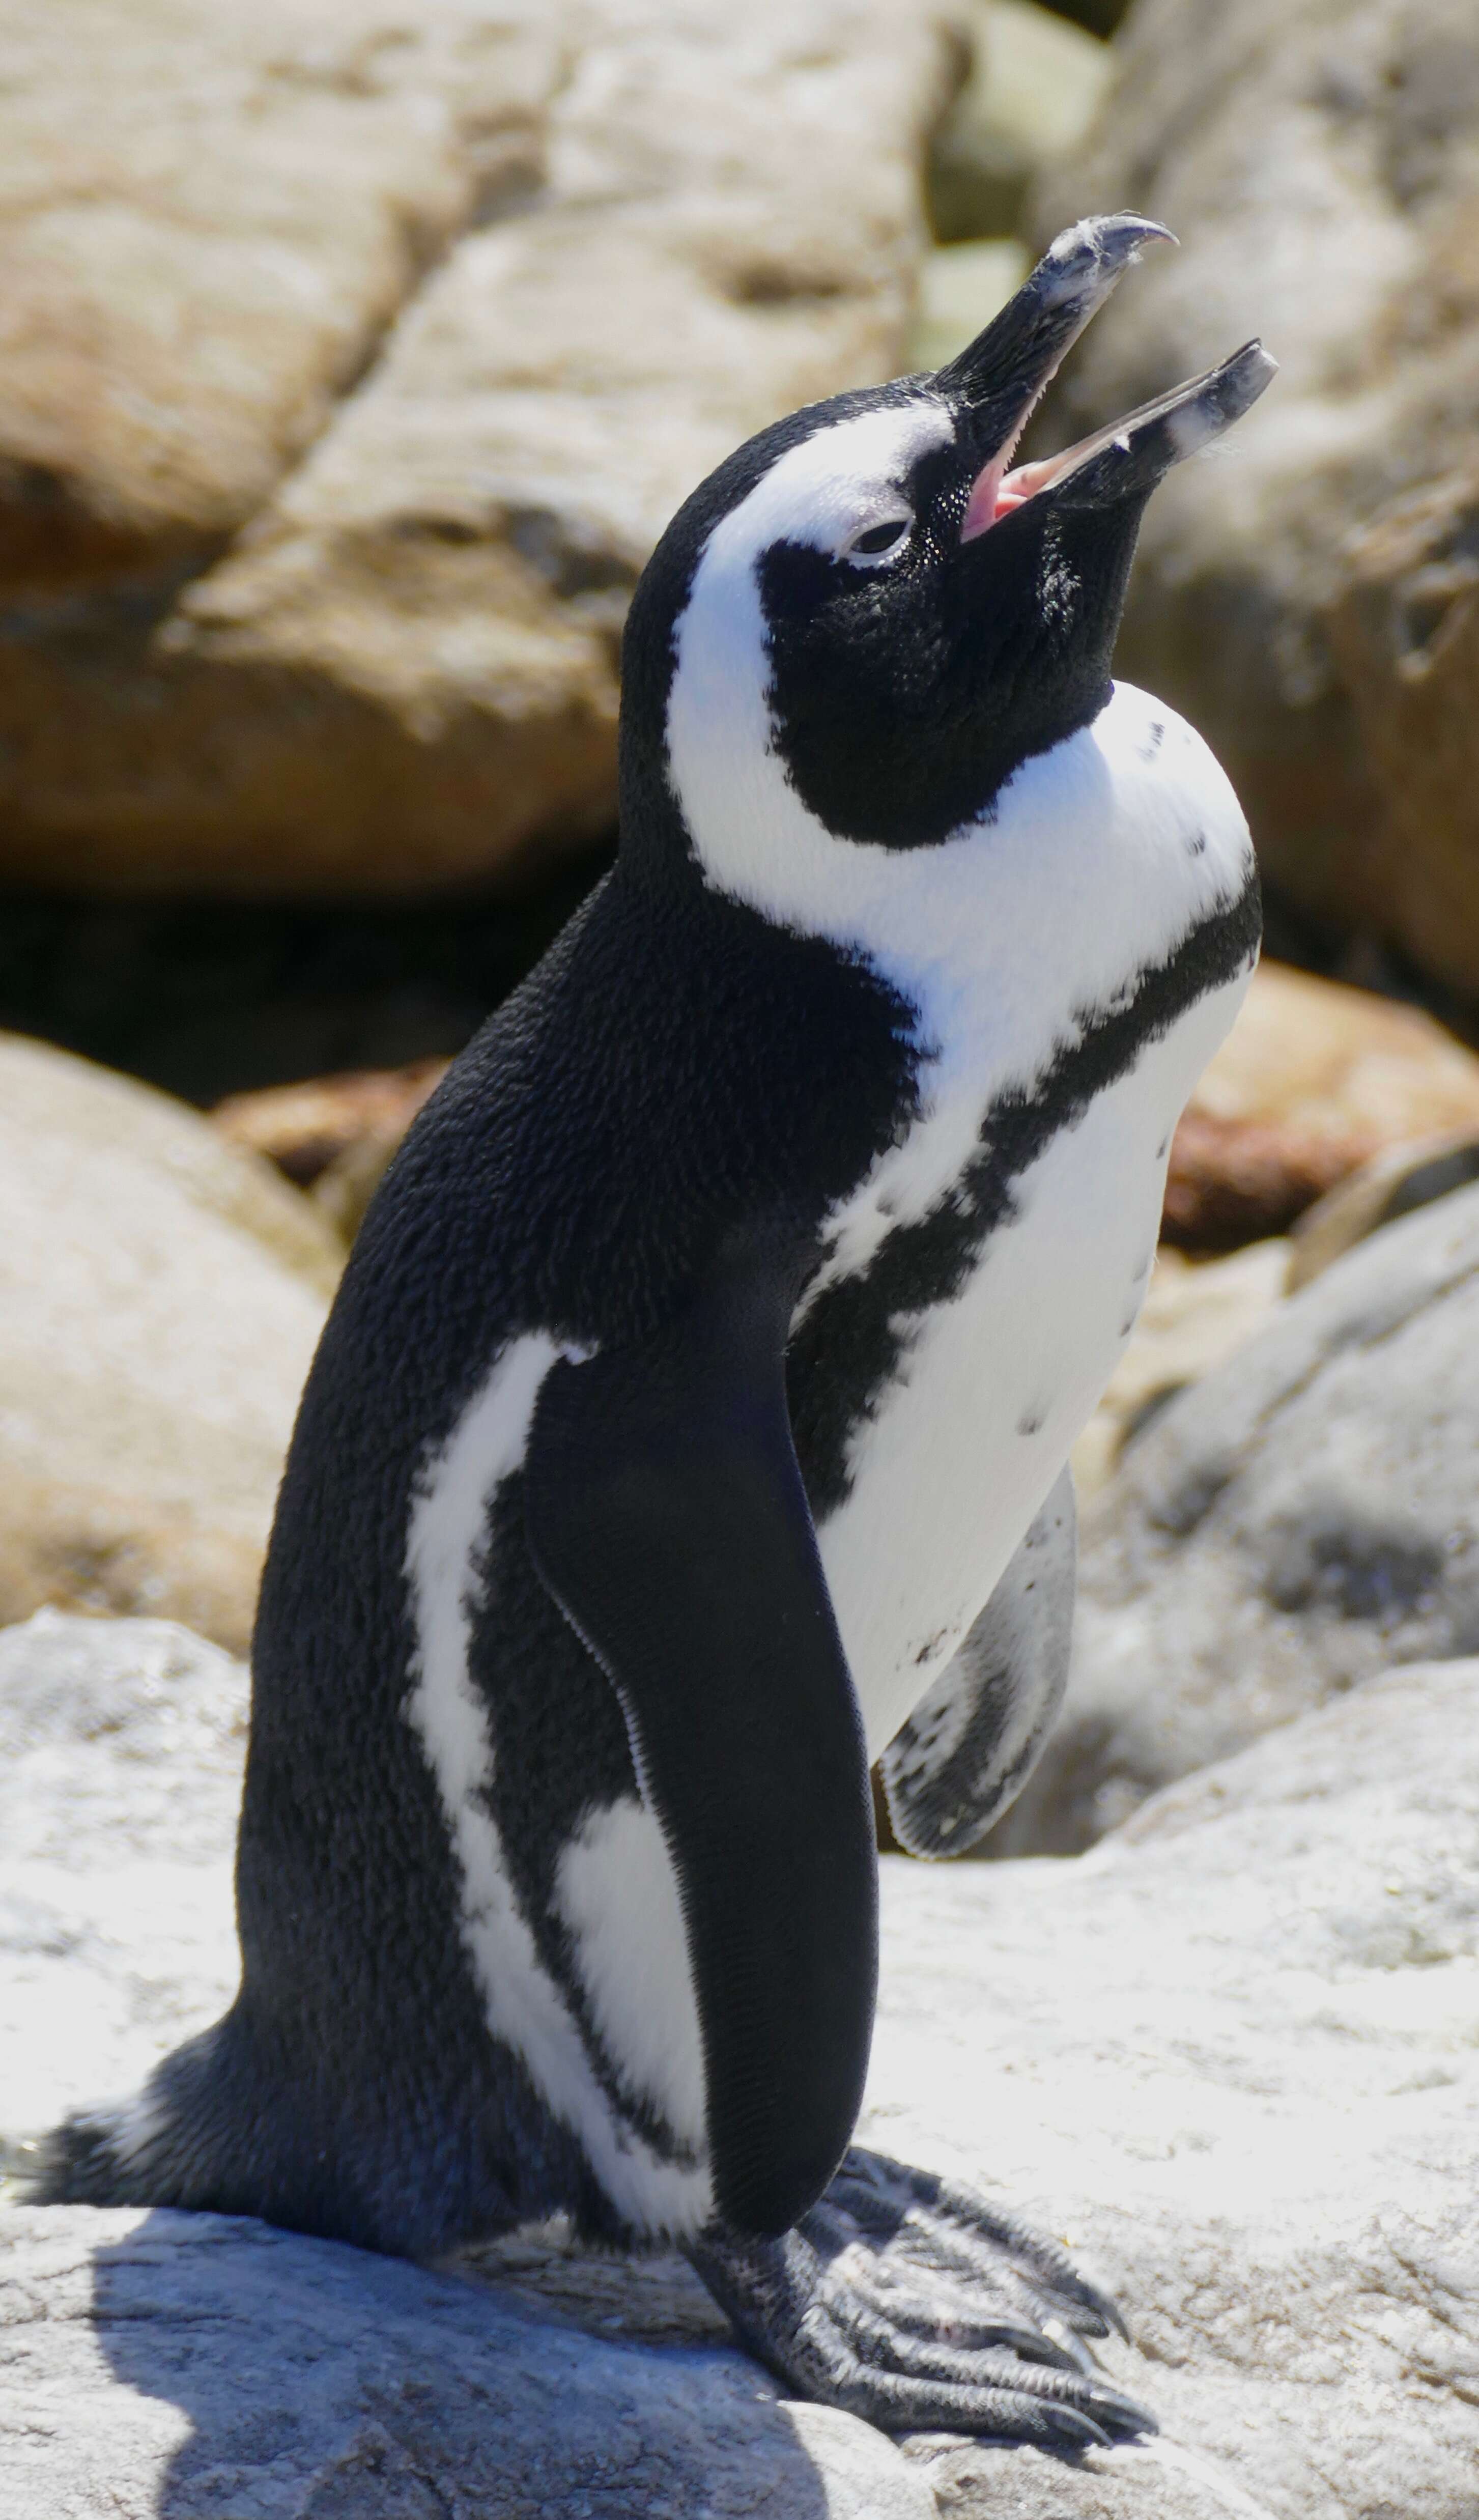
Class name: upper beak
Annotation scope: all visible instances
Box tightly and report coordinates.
[939,213,1276,542]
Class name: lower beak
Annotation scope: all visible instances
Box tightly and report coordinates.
[940,215,1276,543]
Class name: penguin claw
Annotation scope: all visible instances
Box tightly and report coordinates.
[684,2147,1156,2444]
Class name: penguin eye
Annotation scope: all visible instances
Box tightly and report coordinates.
[846,515,912,562]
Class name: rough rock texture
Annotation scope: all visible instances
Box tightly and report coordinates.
[0,1614,247,2140]
[1324,462,1479,997]
[1033,0,1479,993]
[0,1039,331,1651]
[4,1613,1476,2515]
[1070,1240,1288,1499]
[0,0,955,899]
[0,2212,944,2520]
[1162,959,1479,1252]
[879,1660,1479,2519]
[994,1176,1479,1855]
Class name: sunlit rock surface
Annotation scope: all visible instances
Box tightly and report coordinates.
[0,0,954,900]
[0,1040,332,1653]
[1033,0,1479,994]
[1000,1178,1479,1853]
[3,1611,1475,2513]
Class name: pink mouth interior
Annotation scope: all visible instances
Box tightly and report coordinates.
[961,451,1065,542]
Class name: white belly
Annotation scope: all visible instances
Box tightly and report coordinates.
[817,972,1246,1761]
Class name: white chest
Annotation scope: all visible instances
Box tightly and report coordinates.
[729,681,1261,1762]
[813,969,1247,1760]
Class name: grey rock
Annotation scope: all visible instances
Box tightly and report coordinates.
[993,1177,1479,1853]
[0,1039,332,1653]
[4,1611,1477,2512]
[913,2437,1279,2517]
[0,1613,247,2143]
[871,1660,1479,2517]
[1069,1241,1289,1503]
[0,2206,937,2519]
[1032,0,1479,994]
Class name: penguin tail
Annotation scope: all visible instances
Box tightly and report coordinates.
[26,2017,248,2212]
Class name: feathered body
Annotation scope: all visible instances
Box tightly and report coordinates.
[43,215,1271,2445]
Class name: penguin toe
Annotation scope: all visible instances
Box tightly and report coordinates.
[684,2147,1156,2444]
[827,2147,1130,2345]
[827,2250,1092,2370]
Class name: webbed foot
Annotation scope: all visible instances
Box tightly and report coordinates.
[684,2147,1154,2446]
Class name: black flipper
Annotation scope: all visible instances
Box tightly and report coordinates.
[880,1466,1076,1859]
[523,1234,877,2239]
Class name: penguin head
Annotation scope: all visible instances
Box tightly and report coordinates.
[620,214,1273,896]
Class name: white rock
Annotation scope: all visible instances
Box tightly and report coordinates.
[0,1614,246,2141]
[868,1661,1479,2517]
[0,1038,332,1651]
[1002,1178,1479,1852]
[0,2205,937,2519]
[3,1614,1475,2512]
[909,240,1030,373]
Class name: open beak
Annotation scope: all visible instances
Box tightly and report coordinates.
[940,214,1276,544]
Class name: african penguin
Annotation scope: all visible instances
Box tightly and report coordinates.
[40,214,1272,2445]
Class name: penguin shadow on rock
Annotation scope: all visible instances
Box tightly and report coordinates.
[35,217,1272,2457]
[80,2206,852,2517]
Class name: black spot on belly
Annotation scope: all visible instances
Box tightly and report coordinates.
[1016,1409,1044,1438]
[1139,720,1165,761]
[1185,828,1207,858]
[789,874,1262,1520]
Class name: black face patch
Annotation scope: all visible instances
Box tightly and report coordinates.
[617,378,937,891]
[758,472,1155,851]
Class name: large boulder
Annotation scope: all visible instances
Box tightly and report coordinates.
[0,1036,332,1651]
[3,1611,1475,2515]
[1070,1239,1290,1499]
[0,0,955,900]
[1161,958,1479,1253]
[994,1176,1479,1854]
[1032,0,1479,995]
